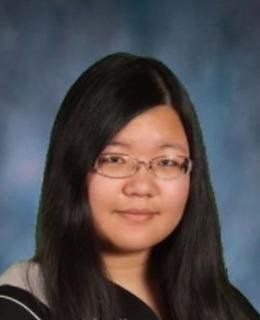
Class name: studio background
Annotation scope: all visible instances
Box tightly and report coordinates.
[0,0,259,311]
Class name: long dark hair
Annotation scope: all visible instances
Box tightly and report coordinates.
[33,53,259,320]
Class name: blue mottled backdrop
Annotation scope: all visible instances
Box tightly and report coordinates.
[0,0,259,310]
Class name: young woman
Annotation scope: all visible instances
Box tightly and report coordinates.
[0,53,258,320]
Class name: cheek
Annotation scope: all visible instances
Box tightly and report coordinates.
[160,178,190,227]
[86,174,120,218]
[86,176,126,245]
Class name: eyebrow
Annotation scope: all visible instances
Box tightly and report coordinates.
[107,141,189,154]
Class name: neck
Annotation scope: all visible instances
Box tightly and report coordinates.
[102,250,150,287]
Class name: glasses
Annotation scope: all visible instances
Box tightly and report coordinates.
[93,153,192,180]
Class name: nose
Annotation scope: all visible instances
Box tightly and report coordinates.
[122,165,158,198]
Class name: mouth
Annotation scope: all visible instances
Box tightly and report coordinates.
[115,208,158,222]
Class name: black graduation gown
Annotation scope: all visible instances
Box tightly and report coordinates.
[0,283,159,320]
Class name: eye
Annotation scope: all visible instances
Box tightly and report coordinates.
[157,158,180,167]
[98,154,126,165]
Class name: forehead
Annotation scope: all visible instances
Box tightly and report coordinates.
[106,105,190,155]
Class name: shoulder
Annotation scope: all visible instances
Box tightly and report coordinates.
[227,284,260,320]
[0,261,29,288]
[0,261,49,319]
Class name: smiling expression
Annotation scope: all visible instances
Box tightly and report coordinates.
[87,105,191,255]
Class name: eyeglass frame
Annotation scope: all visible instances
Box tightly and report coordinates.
[92,153,193,180]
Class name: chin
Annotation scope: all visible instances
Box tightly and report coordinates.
[102,235,168,255]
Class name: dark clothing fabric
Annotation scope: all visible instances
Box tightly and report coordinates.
[0,285,49,320]
[0,284,159,320]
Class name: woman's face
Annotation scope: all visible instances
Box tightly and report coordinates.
[87,105,190,255]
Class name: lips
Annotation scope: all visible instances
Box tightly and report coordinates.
[115,208,158,222]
